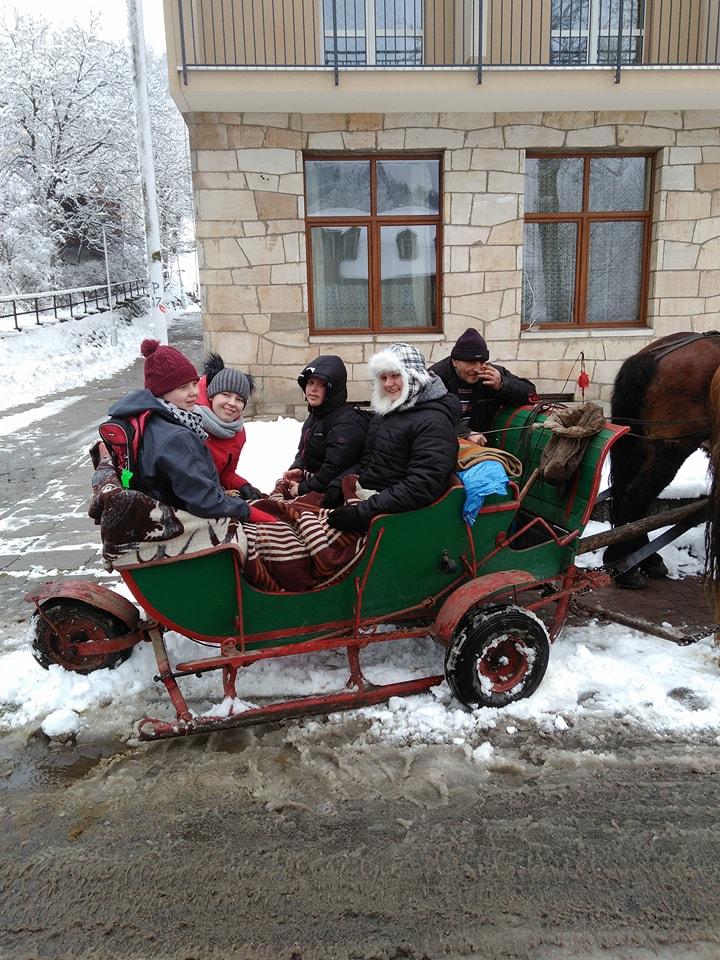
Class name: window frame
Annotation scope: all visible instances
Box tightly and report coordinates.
[304,152,443,336]
[322,1,424,67]
[550,0,645,66]
[522,150,655,331]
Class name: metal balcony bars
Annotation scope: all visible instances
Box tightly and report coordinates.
[174,0,720,82]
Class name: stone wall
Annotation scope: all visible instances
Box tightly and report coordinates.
[189,110,720,415]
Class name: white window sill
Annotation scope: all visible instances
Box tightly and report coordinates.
[521,327,651,339]
[310,333,445,343]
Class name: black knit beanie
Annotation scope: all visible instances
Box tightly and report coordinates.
[451,328,490,362]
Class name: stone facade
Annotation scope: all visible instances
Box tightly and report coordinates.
[189,110,720,416]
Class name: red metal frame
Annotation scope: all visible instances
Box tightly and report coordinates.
[138,675,446,741]
[25,580,143,657]
[138,546,600,740]
[138,519,470,739]
[129,449,623,740]
[33,415,628,740]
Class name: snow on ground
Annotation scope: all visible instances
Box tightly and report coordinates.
[4,614,720,748]
[0,314,717,751]
[0,397,81,437]
[576,519,706,579]
[0,307,172,407]
[598,447,710,501]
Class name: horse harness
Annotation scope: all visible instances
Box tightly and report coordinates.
[645,329,720,363]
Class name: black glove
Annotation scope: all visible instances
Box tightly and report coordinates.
[327,506,367,533]
[239,483,263,501]
[322,486,344,508]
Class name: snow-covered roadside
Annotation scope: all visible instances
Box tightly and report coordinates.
[0,307,178,408]
[0,313,716,750]
[4,614,720,751]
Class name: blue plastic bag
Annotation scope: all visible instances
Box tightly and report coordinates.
[457,460,510,526]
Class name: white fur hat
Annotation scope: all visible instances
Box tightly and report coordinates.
[368,343,431,414]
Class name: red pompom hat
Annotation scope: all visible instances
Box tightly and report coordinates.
[141,339,199,397]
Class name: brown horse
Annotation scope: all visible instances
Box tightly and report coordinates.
[606,331,720,588]
[705,366,720,625]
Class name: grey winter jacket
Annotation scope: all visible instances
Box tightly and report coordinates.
[107,390,249,521]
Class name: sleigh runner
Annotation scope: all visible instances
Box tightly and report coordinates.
[27,401,700,741]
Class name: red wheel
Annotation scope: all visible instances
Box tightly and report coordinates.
[444,604,550,709]
[31,599,133,674]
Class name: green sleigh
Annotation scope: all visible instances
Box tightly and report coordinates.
[26,406,625,741]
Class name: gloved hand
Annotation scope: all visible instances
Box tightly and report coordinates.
[247,505,278,524]
[322,486,344,509]
[239,482,263,500]
[327,506,367,533]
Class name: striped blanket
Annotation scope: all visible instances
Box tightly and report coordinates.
[88,456,366,592]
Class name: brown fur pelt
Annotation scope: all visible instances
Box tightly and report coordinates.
[88,457,366,592]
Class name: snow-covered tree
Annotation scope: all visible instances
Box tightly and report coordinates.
[0,12,194,295]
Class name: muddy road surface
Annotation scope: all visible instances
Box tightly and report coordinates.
[2,717,720,960]
[2,314,719,958]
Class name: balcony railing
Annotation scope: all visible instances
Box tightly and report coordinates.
[176,0,720,85]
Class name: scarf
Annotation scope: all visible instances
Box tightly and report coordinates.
[159,400,208,440]
[195,403,244,440]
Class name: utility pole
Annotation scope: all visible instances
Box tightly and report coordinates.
[127,0,168,343]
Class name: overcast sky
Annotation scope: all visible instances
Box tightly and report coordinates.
[5,1,167,52]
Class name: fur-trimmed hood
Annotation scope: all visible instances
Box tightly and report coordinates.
[368,343,447,414]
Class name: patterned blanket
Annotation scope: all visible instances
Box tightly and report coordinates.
[88,457,366,592]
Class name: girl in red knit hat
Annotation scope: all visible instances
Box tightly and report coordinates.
[105,339,274,523]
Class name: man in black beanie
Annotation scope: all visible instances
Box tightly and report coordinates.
[429,328,537,444]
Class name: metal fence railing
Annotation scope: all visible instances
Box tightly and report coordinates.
[0,279,149,332]
[175,0,720,85]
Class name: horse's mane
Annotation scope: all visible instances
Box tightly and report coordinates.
[609,350,659,527]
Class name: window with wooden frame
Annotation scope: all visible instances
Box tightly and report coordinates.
[522,152,653,329]
[304,155,442,334]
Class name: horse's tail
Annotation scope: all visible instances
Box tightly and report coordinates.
[704,370,720,623]
[609,351,658,527]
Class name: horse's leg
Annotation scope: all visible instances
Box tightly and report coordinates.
[604,439,697,587]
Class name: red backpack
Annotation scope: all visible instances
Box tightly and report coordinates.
[98,411,153,489]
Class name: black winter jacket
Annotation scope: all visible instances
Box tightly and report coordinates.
[107,390,249,521]
[429,355,537,437]
[339,391,461,526]
[290,355,369,494]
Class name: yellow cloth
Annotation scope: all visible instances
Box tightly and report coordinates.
[457,440,523,477]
